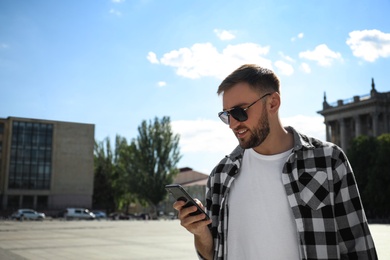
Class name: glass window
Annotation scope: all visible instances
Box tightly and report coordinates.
[22,195,34,208]
[37,196,48,209]
[7,195,20,208]
[8,121,53,190]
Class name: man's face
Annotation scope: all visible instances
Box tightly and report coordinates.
[222,82,270,149]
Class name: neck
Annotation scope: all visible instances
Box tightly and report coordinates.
[253,125,293,155]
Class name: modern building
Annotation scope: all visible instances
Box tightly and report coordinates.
[317,79,390,151]
[0,117,95,214]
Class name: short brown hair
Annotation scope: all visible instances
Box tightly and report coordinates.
[217,64,280,95]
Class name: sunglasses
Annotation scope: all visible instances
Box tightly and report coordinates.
[218,93,272,124]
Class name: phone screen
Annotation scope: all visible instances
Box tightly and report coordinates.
[165,184,210,220]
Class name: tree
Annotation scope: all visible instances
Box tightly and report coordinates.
[347,135,377,202]
[348,134,390,220]
[93,135,137,213]
[93,138,116,213]
[366,134,390,218]
[114,135,146,212]
[128,116,181,214]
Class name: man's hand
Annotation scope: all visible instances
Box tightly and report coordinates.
[173,199,213,259]
[173,199,211,234]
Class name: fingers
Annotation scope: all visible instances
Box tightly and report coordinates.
[172,200,211,235]
[179,208,211,236]
[181,215,212,235]
[180,211,210,227]
[173,200,186,210]
[193,198,203,207]
[177,204,200,220]
[173,200,205,221]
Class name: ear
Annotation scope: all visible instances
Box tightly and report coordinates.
[267,92,281,115]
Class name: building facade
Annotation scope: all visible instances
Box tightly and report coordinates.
[0,117,95,214]
[317,79,390,151]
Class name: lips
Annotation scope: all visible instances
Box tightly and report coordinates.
[235,128,248,138]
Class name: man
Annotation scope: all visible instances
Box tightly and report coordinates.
[174,64,377,259]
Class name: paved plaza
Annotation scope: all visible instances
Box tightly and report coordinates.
[0,220,388,259]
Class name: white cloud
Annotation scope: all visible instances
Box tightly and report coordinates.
[346,29,390,62]
[299,44,342,67]
[149,42,272,79]
[147,51,159,64]
[279,52,295,63]
[299,62,311,73]
[282,115,325,140]
[112,0,125,3]
[291,32,304,42]
[172,119,237,153]
[274,60,294,76]
[214,29,236,41]
[172,119,236,173]
[157,81,166,87]
[109,9,122,16]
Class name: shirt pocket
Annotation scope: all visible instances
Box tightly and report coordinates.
[298,171,330,210]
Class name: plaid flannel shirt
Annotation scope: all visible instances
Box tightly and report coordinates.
[202,126,377,260]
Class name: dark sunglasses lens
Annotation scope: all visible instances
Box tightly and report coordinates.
[230,108,248,122]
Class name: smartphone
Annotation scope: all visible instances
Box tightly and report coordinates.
[165,184,210,220]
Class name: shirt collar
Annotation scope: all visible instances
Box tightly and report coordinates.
[228,126,316,160]
[286,126,316,151]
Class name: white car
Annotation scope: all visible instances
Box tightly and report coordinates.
[64,208,95,220]
[11,209,45,220]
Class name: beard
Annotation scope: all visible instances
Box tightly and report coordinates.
[237,110,270,149]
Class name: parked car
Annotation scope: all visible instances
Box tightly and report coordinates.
[64,208,95,220]
[92,210,107,219]
[109,212,131,220]
[11,209,45,220]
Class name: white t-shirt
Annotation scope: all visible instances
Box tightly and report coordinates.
[227,148,300,260]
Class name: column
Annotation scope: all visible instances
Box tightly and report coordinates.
[325,121,331,142]
[33,195,38,209]
[339,119,347,150]
[371,112,379,136]
[354,115,361,137]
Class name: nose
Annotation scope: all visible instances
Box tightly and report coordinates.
[229,116,240,130]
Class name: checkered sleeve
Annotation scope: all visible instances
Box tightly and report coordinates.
[198,151,241,260]
[196,171,214,260]
[333,149,378,259]
[197,157,229,260]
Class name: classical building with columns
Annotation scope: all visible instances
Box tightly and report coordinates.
[317,79,390,151]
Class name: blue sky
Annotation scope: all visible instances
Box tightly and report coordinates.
[1,0,390,173]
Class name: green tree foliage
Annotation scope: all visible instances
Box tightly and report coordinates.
[111,135,137,212]
[348,134,390,219]
[93,135,137,213]
[366,134,390,218]
[347,135,377,201]
[129,116,181,212]
[93,138,116,213]
[93,116,181,214]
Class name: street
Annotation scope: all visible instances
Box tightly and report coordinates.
[0,220,388,259]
